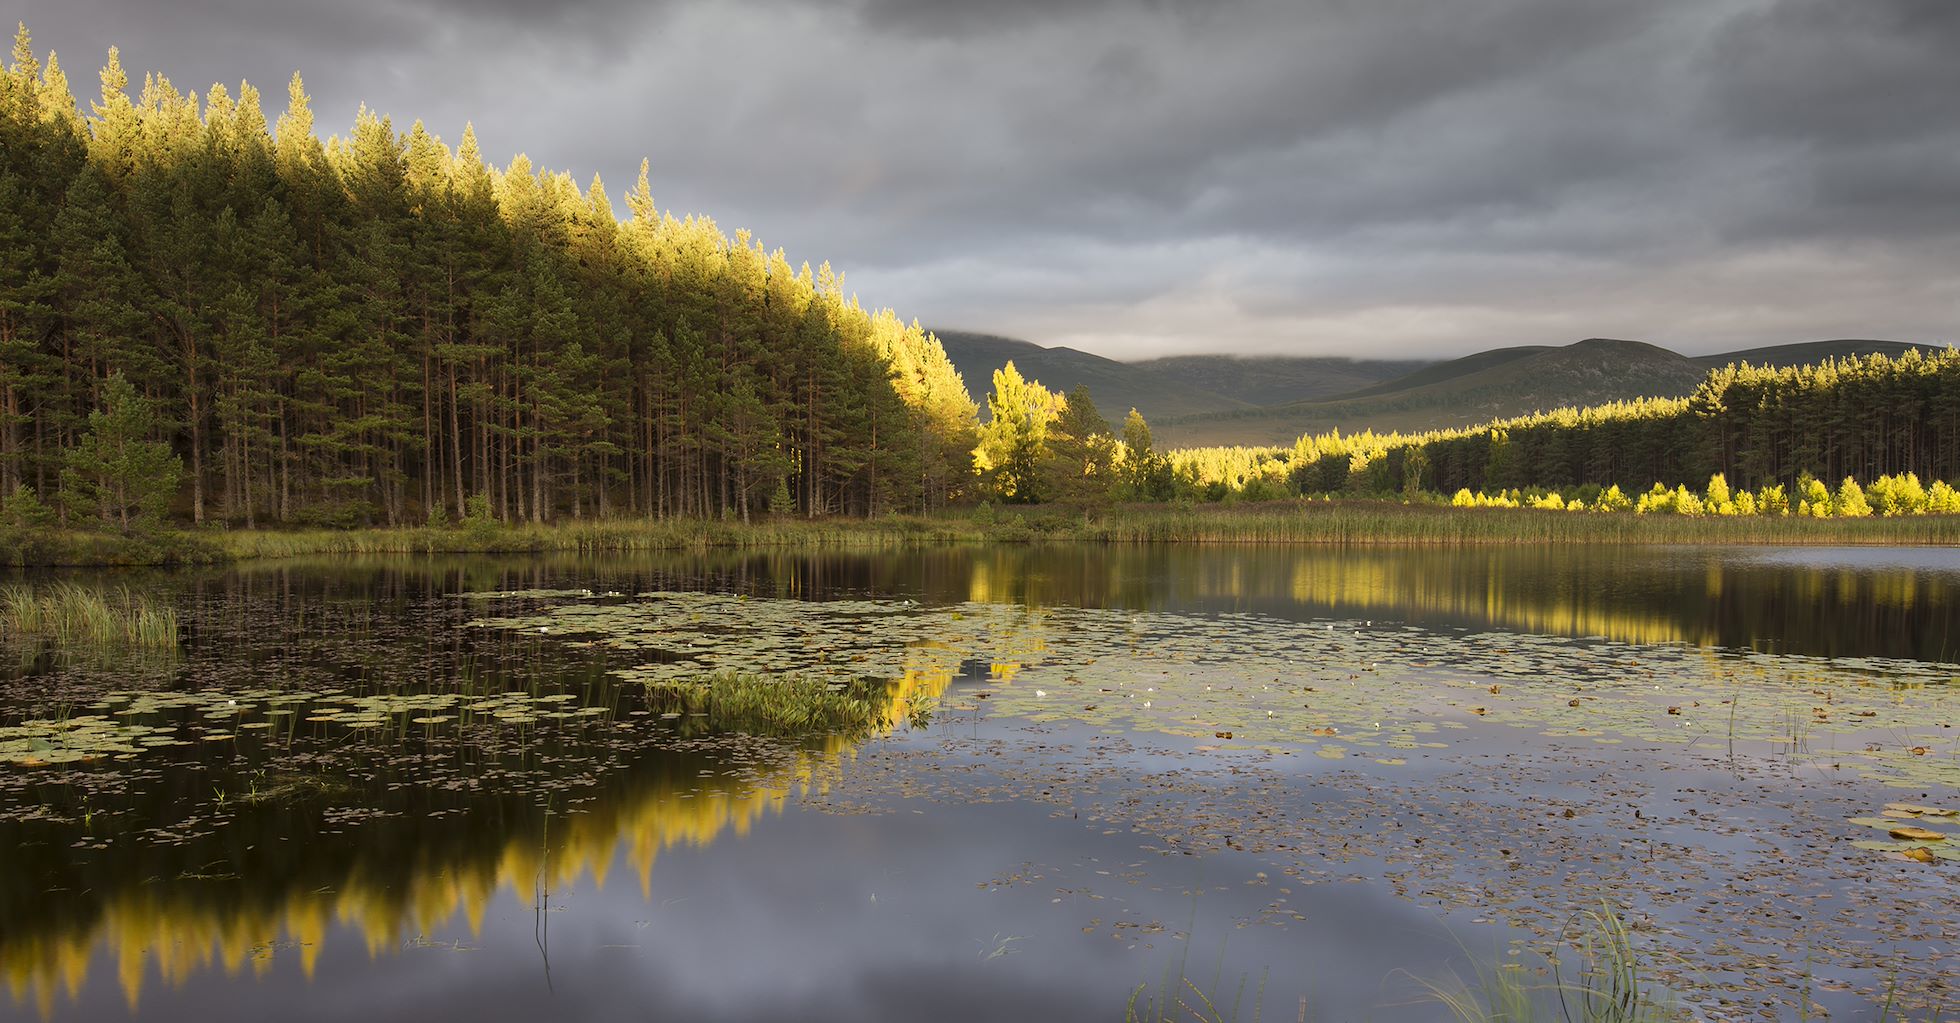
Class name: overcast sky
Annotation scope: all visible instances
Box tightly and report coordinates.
[16,0,1960,359]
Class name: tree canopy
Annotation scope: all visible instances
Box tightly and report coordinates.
[0,25,978,527]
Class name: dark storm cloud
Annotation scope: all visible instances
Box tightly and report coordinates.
[10,0,1959,357]
[1705,0,1960,245]
[1710,0,1960,143]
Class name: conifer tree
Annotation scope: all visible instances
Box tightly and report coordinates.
[60,372,182,529]
[1040,385,1115,506]
[1119,408,1172,501]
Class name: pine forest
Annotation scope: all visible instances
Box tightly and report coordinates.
[0,27,978,530]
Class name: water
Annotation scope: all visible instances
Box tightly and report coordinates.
[3,544,1958,1021]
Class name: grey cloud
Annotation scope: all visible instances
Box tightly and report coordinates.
[11,0,1960,359]
[842,0,1220,37]
[1709,0,1960,144]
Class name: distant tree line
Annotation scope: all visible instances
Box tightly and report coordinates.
[0,26,978,530]
[1122,349,1960,503]
[1288,349,1960,497]
[965,349,1960,514]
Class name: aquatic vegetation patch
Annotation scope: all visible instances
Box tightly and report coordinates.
[0,685,622,772]
[468,591,1960,791]
[645,671,892,739]
[0,714,170,766]
[1847,803,1960,863]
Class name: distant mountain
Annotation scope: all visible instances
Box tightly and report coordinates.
[933,331,1422,422]
[1128,354,1427,409]
[938,331,1950,447]
[1152,337,1948,447]
[935,332,1249,422]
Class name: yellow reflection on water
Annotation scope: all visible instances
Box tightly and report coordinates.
[2,667,954,1017]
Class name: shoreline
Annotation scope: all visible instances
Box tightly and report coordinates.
[7,500,1958,568]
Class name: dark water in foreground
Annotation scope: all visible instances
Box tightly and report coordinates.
[2,544,1958,1022]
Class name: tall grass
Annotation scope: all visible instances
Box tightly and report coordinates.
[1424,905,1672,1023]
[0,582,179,649]
[643,671,890,739]
[220,503,1960,562]
[215,516,981,560]
[23,498,1960,567]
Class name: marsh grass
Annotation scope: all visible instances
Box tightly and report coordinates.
[1125,951,1266,1023]
[1424,905,1672,1023]
[0,582,179,650]
[644,671,890,739]
[215,502,1960,563]
[17,498,1958,567]
[215,516,979,561]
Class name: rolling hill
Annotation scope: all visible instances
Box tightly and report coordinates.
[939,331,1949,446]
[1127,354,1427,409]
[934,331,1249,422]
[934,331,1422,423]
[1152,338,1948,447]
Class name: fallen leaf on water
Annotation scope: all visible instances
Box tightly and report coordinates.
[1888,825,1947,841]
[1887,803,1958,817]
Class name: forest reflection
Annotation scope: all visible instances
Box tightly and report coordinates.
[214,544,1952,662]
[1,646,953,1016]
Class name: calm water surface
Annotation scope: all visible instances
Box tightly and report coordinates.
[3,545,1958,1021]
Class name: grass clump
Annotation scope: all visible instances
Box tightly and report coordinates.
[1425,905,1672,1023]
[645,671,890,739]
[0,582,179,649]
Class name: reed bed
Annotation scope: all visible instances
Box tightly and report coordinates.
[0,582,180,649]
[215,516,982,561]
[33,500,1960,567]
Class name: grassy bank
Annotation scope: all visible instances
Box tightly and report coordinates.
[210,502,1960,560]
[0,528,227,568]
[212,515,981,560]
[8,501,1959,568]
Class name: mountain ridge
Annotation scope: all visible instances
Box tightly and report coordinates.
[937,332,1949,447]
